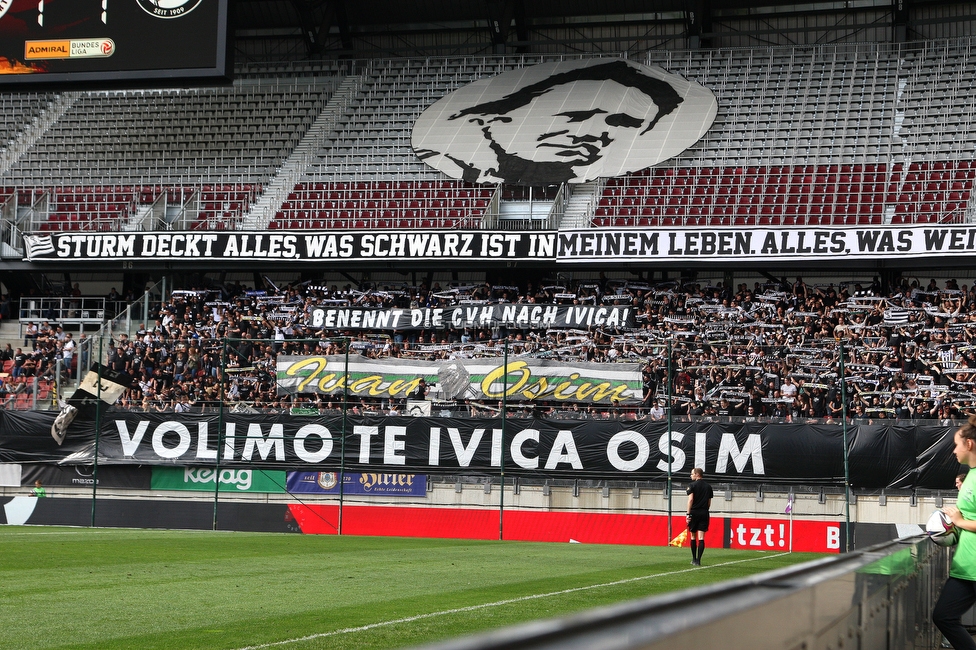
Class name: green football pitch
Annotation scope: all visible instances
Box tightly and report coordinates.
[0,527,821,650]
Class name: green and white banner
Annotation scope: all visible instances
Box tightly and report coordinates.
[276,354,643,404]
[151,467,287,493]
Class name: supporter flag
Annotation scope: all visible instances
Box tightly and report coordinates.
[51,364,135,445]
[23,235,55,258]
[262,275,280,292]
[884,308,909,326]
[669,529,689,547]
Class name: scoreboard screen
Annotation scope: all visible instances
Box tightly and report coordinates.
[0,0,231,88]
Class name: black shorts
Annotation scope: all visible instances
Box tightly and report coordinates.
[687,511,710,533]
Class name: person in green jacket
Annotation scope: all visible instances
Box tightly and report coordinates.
[934,416,976,649]
[30,480,46,498]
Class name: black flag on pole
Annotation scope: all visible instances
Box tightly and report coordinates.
[51,364,135,445]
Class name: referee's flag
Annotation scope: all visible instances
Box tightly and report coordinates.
[669,529,689,547]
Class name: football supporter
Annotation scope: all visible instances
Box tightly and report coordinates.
[56,274,976,420]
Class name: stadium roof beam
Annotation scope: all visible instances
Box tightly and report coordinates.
[702,21,890,38]
[486,0,518,53]
[686,0,714,48]
[230,0,976,59]
[283,0,352,57]
[893,0,910,41]
[309,0,353,56]
[489,0,531,54]
[288,0,319,56]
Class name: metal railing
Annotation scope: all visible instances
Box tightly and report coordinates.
[546,183,566,230]
[416,536,949,650]
[96,281,166,349]
[18,297,106,327]
[0,191,19,258]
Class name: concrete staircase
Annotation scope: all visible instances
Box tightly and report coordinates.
[241,75,367,230]
[124,205,154,231]
[0,93,81,177]
[0,321,24,355]
[559,181,601,228]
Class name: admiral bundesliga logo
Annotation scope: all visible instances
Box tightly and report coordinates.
[137,0,204,18]
[25,39,115,61]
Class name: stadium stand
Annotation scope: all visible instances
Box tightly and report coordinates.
[41,186,137,232]
[4,81,337,186]
[595,161,974,227]
[2,38,975,232]
[194,185,262,230]
[12,273,961,421]
[6,16,976,650]
[273,41,976,229]
[0,93,58,151]
[271,180,494,230]
[1,78,338,231]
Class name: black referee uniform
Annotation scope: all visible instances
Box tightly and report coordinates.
[686,472,713,565]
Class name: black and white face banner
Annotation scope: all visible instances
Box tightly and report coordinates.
[411,58,717,185]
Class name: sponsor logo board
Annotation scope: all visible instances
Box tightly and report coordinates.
[286,472,427,496]
[151,467,286,493]
[25,39,114,60]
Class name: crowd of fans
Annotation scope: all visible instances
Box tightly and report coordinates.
[5,273,976,423]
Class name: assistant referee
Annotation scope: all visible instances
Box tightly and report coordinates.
[686,468,713,566]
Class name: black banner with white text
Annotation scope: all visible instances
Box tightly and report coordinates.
[23,231,554,262]
[0,410,961,488]
[557,226,976,262]
[308,304,635,330]
[23,226,976,263]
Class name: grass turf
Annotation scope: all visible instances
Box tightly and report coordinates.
[0,527,822,650]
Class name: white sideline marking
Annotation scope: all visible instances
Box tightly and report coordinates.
[234,552,791,650]
[0,527,237,536]
[0,529,139,535]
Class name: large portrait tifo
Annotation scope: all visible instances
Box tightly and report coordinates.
[411,58,718,186]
